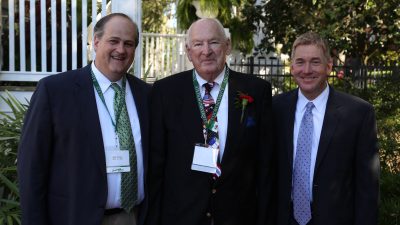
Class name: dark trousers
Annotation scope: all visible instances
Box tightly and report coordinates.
[102,207,139,225]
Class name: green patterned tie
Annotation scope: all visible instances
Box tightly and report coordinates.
[111,82,138,212]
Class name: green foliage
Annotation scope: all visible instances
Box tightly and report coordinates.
[0,91,27,225]
[248,0,400,64]
[380,170,400,225]
[228,16,255,53]
[176,0,255,53]
[142,0,176,33]
[177,0,207,29]
[0,169,21,225]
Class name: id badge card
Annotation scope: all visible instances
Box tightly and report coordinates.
[105,147,130,173]
[191,144,219,174]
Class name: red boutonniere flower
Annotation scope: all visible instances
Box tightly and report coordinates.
[235,91,254,123]
[337,70,344,79]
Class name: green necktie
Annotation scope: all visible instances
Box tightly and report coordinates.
[111,82,138,212]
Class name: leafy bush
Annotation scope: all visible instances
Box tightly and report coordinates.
[0,91,28,225]
[380,170,400,225]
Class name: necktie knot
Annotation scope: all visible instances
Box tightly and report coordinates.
[305,102,314,112]
[204,82,215,94]
[111,83,122,93]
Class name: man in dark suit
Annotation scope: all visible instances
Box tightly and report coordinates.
[17,13,150,225]
[273,32,380,225]
[145,18,274,225]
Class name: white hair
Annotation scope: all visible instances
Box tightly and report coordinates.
[186,18,227,45]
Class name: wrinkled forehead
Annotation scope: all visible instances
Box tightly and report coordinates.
[187,20,227,43]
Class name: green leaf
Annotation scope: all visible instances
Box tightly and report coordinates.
[7,215,13,225]
[0,199,20,207]
[0,173,19,195]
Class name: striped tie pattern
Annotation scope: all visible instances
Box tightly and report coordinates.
[203,82,221,178]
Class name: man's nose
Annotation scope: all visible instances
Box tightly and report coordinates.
[201,43,212,54]
[116,43,126,53]
[304,62,312,73]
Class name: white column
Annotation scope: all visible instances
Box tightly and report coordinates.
[111,0,142,78]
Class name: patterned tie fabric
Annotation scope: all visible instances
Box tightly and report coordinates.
[111,83,138,212]
[203,82,221,178]
[293,102,314,225]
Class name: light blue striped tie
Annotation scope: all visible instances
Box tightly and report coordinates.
[293,102,314,225]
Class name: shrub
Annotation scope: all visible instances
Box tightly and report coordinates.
[0,91,27,225]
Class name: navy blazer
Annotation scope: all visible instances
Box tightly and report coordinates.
[273,87,380,225]
[146,69,275,225]
[17,64,151,225]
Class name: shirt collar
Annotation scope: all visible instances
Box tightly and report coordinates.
[91,62,123,93]
[195,66,226,88]
[297,83,329,113]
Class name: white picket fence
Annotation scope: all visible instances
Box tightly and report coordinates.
[0,0,193,114]
[0,0,191,83]
[142,33,191,82]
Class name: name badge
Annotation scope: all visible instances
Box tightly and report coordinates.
[105,148,130,173]
[191,144,219,174]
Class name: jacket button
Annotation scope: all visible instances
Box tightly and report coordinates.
[206,212,211,217]
[212,189,217,194]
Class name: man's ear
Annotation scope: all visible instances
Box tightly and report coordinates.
[93,35,100,52]
[185,44,192,61]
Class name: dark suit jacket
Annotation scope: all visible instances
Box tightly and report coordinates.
[145,69,274,225]
[17,64,151,225]
[272,87,380,225]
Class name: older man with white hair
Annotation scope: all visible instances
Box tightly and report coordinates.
[145,18,275,225]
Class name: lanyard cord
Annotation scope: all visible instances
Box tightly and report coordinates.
[192,69,229,143]
[91,68,127,132]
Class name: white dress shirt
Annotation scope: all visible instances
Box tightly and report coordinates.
[293,84,329,200]
[195,67,228,161]
[91,63,145,209]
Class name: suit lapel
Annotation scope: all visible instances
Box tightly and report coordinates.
[286,90,298,168]
[181,71,204,143]
[127,75,147,136]
[221,71,245,164]
[315,88,340,171]
[126,75,149,175]
[74,65,106,175]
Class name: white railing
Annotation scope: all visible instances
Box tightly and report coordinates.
[0,0,145,82]
[1,0,108,81]
[142,33,192,82]
[0,0,192,83]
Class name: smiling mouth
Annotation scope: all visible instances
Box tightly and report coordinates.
[301,76,316,81]
[112,55,125,61]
